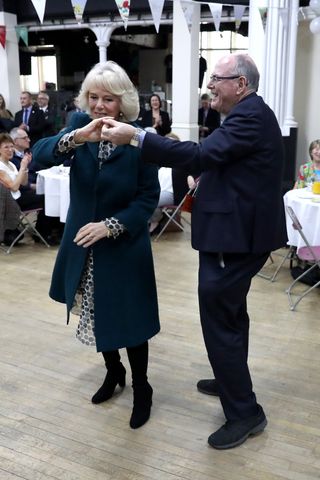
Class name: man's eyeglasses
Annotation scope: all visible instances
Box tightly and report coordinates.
[209,75,241,83]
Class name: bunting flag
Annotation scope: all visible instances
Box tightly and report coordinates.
[15,26,29,46]
[0,25,6,49]
[258,7,268,30]
[30,0,46,24]
[115,0,131,30]
[234,5,246,31]
[71,0,88,22]
[279,8,288,29]
[148,0,165,33]
[180,1,194,33]
[208,3,222,32]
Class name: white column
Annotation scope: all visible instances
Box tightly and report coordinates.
[90,25,116,63]
[248,0,267,98]
[282,1,299,132]
[0,12,21,114]
[262,0,298,133]
[171,1,200,142]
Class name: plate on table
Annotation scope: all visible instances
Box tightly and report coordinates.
[295,189,314,199]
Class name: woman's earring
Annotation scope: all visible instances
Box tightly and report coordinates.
[119,112,123,119]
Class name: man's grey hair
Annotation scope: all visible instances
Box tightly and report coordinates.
[9,127,23,141]
[231,54,260,91]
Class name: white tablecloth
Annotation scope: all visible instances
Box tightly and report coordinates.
[283,188,320,248]
[36,166,70,223]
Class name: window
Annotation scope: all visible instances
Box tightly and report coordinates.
[199,31,249,94]
[20,55,57,93]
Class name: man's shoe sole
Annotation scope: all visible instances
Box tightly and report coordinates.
[208,418,267,450]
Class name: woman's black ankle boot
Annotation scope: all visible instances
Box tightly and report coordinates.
[91,363,126,404]
[129,381,153,429]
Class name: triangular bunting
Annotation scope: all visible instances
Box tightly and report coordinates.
[71,0,88,23]
[15,26,29,46]
[30,0,46,24]
[208,3,222,32]
[279,8,288,29]
[0,25,6,49]
[181,1,194,33]
[148,0,165,33]
[234,5,246,31]
[258,7,268,31]
[115,0,131,31]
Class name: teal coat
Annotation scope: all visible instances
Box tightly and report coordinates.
[33,113,160,352]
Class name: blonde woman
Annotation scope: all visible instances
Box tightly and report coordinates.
[32,61,160,429]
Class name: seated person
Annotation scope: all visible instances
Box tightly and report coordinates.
[0,182,21,246]
[0,133,58,245]
[295,139,320,188]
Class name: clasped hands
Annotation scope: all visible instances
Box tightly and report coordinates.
[73,117,136,248]
[73,117,136,146]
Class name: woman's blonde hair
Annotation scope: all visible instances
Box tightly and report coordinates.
[77,61,139,122]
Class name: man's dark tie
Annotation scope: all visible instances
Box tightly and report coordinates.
[23,108,28,124]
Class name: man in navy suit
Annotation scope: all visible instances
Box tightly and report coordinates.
[37,91,57,137]
[198,93,220,141]
[103,54,287,450]
[14,91,46,146]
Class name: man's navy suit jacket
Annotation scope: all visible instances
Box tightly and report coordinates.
[141,92,287,254]
[14,107,45,146]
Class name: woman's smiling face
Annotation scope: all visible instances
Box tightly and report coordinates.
[88,88,121,120]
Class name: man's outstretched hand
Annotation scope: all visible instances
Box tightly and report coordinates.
[101,119,136,145]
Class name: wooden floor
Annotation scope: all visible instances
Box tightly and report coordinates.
[1,226,320,480]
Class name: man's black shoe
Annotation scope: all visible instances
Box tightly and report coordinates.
[197,378,219,396]
[208,405,267,450]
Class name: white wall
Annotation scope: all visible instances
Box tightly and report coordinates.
[295,21,320,172]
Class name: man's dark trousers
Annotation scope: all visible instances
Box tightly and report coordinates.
[198,251,269,421]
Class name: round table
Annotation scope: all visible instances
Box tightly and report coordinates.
[283,188,320,248]
[36,166,70,223]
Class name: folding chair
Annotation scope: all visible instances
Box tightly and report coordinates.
[285,205,320,311]
[2,208,50,254]
[257,247,296,282]
[0,183,21,253]
[153,181,199,242]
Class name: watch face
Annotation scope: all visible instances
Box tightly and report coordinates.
[130,138,139,147]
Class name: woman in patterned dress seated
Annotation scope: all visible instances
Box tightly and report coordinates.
[294,139,320,188]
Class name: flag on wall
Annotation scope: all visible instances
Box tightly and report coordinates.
[234,5,246,31]
[208,3,223,32]
[30,0,47,24]
[115,0,131,30]
[148,0,165,33]
[15,26,29,46]
[71,0,88,22]
[181,1,195,33]
[259,7,268,30]
[0,26,6,49]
